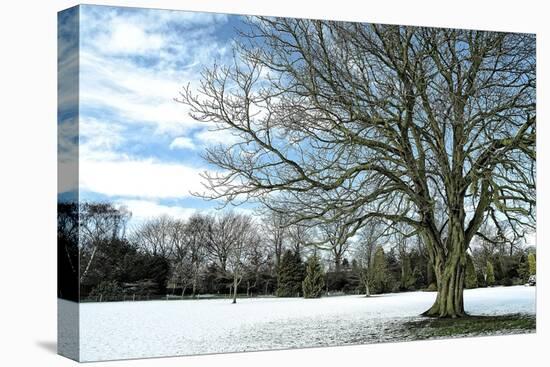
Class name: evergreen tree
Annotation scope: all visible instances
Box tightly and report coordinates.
[302,254,325,298]
[465,254,478,289]
[371,247,390,294]
[486,261,495,287]
[276,249,304,297]
[528,253,536,276]
[400,255,417,291]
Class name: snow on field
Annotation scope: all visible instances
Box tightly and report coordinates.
[61,285,535,361]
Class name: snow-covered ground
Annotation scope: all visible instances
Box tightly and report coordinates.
[61,286,535,361]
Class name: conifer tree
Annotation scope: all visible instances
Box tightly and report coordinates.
[276,249,304,297]
[371,247,390,294]
[486,261,495,287]
[303,254,325,298]
[465,254,478,289]
[528,253,536,276]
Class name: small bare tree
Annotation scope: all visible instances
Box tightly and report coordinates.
[204,212,255,303]
[184,214,209,297]
[354,221,388,297]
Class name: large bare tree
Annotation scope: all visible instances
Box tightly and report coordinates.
[179,19,535,317]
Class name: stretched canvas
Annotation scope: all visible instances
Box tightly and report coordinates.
[58,4,537,362]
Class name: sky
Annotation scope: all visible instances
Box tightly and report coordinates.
[59,5,251,223]
[57,6,535,246]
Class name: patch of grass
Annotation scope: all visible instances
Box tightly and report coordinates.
[402,314,535,339]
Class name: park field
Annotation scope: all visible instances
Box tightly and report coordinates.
[60,285,535,362]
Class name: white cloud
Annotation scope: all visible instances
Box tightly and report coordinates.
[195,128,240,146]
[58,117,79,194]
[117,199,257,226]
[96,21,165,56]
[77,6,232,136]
[80,156,208,199]
[169,136,196,150]
[70,6,241,206]
[79,51,198,135]
[80,116,125,151]
[117,199,197,222]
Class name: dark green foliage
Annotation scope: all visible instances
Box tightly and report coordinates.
[385,249,400,292]
[58,202,79,301]
[68,200,536,302]
[400,255,417,291]
[528,253,536,275]
[370,247,392,294]
[326,271,349,292]
[302,254,325,298]
[89,281,124,302]
[137,253,170,295]
[81,237,170,299]
[348,259,362,292]
[471,241,536,287]
[409,249,428,289]
[518,254,529,282]
[486,261,495,286]
[465,254,478,289]
[276,249,304,297]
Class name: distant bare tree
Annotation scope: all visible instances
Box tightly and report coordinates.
[184,214,209,297]
[318,212,362,272]
[287,223,314,256]
[204,212,255,303]
[132,215,176,259]
[243,233,269,296]
[79,203,131,282]
[354,221,388,296]
[261,211,288,269]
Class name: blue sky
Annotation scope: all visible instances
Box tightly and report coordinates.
[57,5,536,246]
[59,5,253,222]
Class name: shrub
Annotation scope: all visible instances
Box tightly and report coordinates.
[89,280,124,302]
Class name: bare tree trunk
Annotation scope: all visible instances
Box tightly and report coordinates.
[423,258,465,317]
[192,278,197,299]
[427,261,434,286]
[181,285,187,298]
[334,253,342,274]
[423,225,466,318]
[232,272,239,304]
[80,245,98,282]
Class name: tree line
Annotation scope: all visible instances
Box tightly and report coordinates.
[58,202,535,303]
